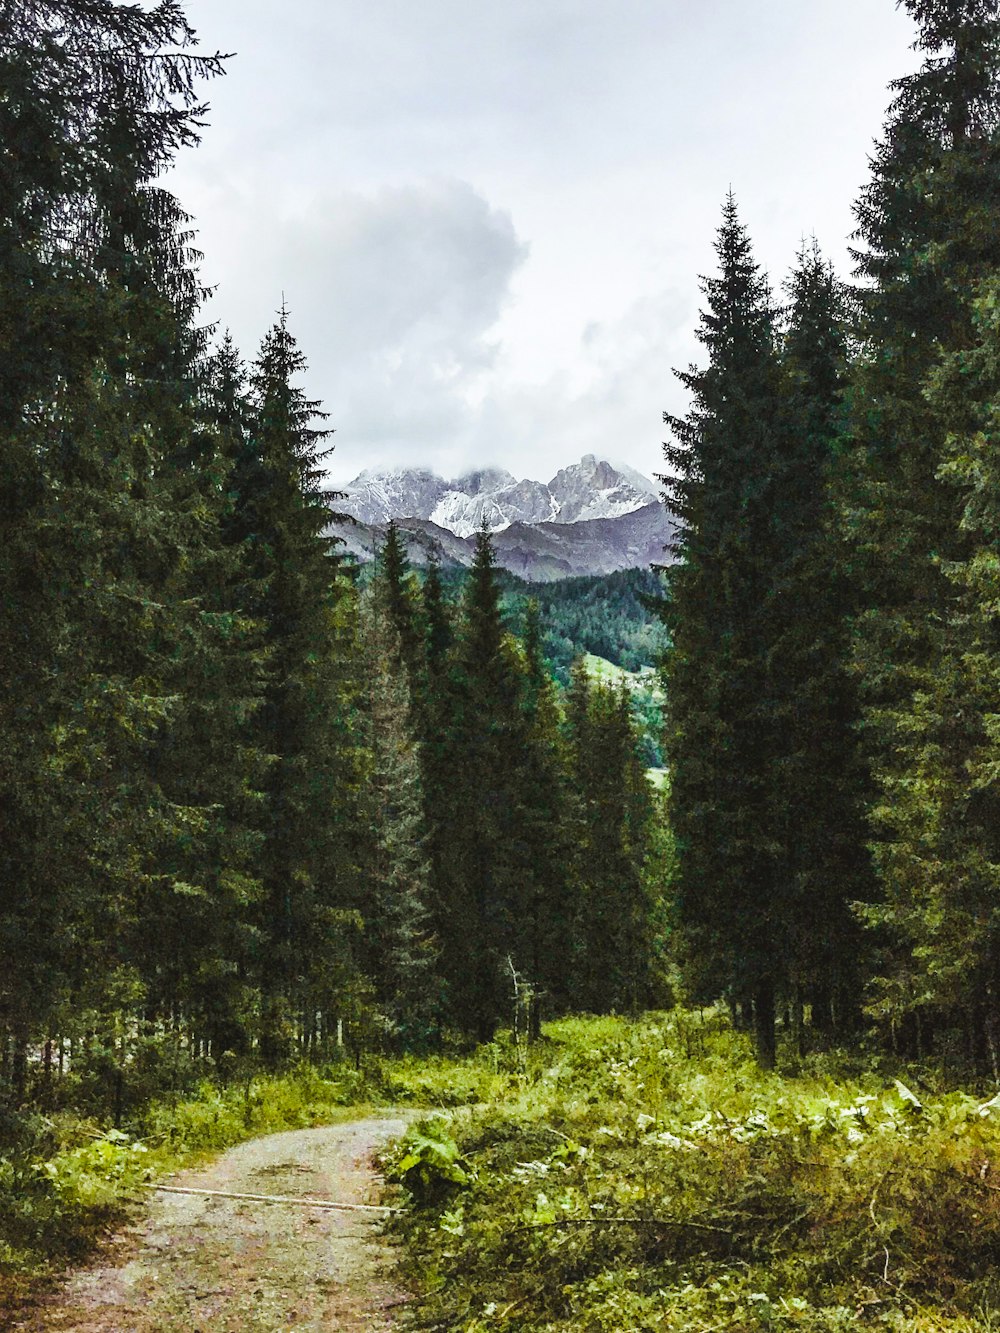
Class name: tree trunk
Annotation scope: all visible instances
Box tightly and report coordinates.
[790,985,804,1058]
[753,979,776,1070]
[809,982,833,1036]
[528,994,542,1044]
[10,1024,28,1107]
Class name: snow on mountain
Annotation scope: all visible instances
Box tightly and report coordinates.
[337,466,449,527]
[327,502,674,583]
[430,476,556,537]
[547,454,658,524]
[338,455,658,537]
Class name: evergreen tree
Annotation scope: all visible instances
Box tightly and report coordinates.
[422,560,454,670]
[660,196,788,1065]
[516,604,575,1025]
[848,0,1000,1060]
[380,519,422,671]
[130,334,266,1063]
[773,243,874,1038]
[432,527,532,1039]
[0,0,227,1102]
[564,669,653,1014]
[929,276,1000,1072]
[411,559,458,1036]
[357,578,437,1048]
[231,307,356,1064]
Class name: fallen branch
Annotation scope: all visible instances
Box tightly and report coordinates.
[514,1215,731,1236]
[139,1183,399,1214]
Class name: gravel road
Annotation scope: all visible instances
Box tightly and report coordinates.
[20,1116,412,1332]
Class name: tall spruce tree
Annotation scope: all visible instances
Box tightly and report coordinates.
[421,561,454,671]
[565,669,654,1014]
[131,334,267,1063]
[516,604,574,1025]
[774,243,874,1038]
[231,307,356,1064]
[357,573,437,1048]
[379,520,422,672]
[0,0,228,1102]
[848,0,1000,1061]
[930,276,1000,1073]
[660,196,788,1065]
[411,559,457,1036]
[432,527,531,1039]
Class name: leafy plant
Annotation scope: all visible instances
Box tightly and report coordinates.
[384,1119,470,1204]
[391,1012,1000,1331]
[38,1131,149,1209]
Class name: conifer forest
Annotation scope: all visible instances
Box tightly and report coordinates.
[5,1,1000,1329]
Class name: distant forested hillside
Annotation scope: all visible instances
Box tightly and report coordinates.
[417,566,667,681]
[505,567,667,680]
[390,564,667,679]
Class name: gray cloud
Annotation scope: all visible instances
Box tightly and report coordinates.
[285,180,528,364]
[168,0,918,484]
[191,179,527,479]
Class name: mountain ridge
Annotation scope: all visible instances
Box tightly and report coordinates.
[336,454,659,538]
[325,500,673,583]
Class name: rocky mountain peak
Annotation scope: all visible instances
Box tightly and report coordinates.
[451,467,517,497]
[338,455,657,538]
[546,455,658,525]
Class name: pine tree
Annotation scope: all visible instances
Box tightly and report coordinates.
[848,0,1000,1061]
[660,196,788,1065]
[930,276,1000,1073]
[564,669,653,1014]
[516,603,574,1025]
[357,578,437,1048]
[130,334,267,1062]
[422,561,454,670]
[231,306,355,1065]
[431,527,532,1039]
[380,520,422,671]
[772,243,874,1038]
[410,559,458,1037]
[0,0,227,1101]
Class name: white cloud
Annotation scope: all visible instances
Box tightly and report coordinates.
[468,286,696,485]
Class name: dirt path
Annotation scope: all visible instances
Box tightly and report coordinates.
[20,1116,412,1332]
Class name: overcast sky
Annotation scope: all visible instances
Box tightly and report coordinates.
[167,0,916,487]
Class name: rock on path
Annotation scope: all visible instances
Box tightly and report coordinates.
[21,1116,411,1332]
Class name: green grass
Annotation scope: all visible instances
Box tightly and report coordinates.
[386,1013,1000,1331]
[9,1016,1000,1331]
[582,651,634,683]
[582,652,662,696]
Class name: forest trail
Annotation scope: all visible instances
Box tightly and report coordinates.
[19,1116,411,1332]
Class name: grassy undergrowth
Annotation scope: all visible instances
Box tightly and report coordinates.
[0,1046,503,1306]
[7,1013,1000,1329]
[386,1013,1000,1331]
